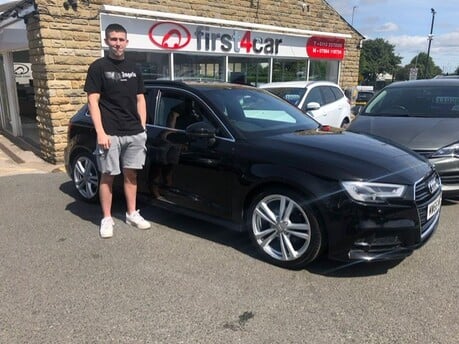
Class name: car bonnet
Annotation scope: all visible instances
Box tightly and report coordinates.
[251,129,433,184]
[348,115,459,151]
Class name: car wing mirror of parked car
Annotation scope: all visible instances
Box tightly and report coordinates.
[186,121,217,146]
[306,102,321,111]
[351,105,363,116]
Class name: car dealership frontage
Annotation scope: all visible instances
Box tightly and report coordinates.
[0,0,363,164]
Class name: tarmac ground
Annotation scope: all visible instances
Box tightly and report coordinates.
[0,133,65,177]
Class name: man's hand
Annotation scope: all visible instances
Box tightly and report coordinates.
[97,132,111,150]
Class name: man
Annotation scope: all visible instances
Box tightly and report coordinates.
[84,23,151,238]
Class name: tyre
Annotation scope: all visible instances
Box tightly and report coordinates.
[247,188,323,269]
[71,151,100,203]
[340,118,350,129]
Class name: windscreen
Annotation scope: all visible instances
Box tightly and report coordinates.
[365,85,459,117]
[262,87,307,106]
[356,92,374,102]
[202,87,318,134]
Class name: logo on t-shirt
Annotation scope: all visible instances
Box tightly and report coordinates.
[104,71,137,82]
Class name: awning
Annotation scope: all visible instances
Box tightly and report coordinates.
[0,0,30,52]
[0,21,27,51]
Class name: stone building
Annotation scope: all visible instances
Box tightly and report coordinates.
[0,0,364,164]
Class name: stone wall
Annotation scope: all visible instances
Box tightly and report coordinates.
[28,0,363,163]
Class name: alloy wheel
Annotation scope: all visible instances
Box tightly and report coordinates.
[251,194,312,262]
[72,154,99,201]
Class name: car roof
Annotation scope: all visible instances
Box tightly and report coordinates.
[259,80,340,89]
[144,79,256,91]
[385,79,459,88]
[433,74,459,79]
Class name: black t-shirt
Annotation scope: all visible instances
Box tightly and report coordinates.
[84,57,146,136]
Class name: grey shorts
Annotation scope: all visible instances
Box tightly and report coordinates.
[94,132,147,175]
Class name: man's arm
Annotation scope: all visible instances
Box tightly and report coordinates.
[88,92,111,149]
[137,93,147,129]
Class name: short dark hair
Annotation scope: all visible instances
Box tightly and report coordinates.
[105,23,127,38]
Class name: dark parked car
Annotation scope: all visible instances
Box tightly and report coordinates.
[352,90,375,116]
[65,81,441,269]
[348,79,459,197]
[355,90,374,107]
[433,74,459,79]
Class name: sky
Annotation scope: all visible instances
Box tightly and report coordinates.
[327,0,459,73]
[2,0,458,73]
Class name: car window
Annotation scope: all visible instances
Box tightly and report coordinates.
[202,88,318,134]
[156,90,215,131]
[156,92,188,128]
[262,87,306,106]
[321,86,337,105]
[331,86,344,100]
[356,91,373,102]
[146,88,159,125]
[365,86,459,117]
[241,94,296,123]
[304,87,323,106]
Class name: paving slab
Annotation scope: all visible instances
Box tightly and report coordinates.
[0,133,65,177]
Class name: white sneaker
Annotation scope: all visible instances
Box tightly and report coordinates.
[100,217,114,238]
[126,210,151,230]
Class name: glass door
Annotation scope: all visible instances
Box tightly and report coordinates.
[0,52,22,136]
[0,54,13,133]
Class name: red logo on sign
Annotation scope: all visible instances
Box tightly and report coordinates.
[149,22,191,50]
[306,36,345,60]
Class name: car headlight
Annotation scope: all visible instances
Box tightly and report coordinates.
[341,181,407,203]
[431,142,459,158]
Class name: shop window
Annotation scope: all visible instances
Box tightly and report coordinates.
[173,54,224,81]
[228,57,269,86]
[309,60,339,83]
[125,51,170,80]
[272,59,308,82]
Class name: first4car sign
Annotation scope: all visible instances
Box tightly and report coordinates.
[147,21,290,56]
[148,22,283,55]
[101,14,346,60]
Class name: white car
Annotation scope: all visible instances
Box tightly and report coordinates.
[260,81,352,128]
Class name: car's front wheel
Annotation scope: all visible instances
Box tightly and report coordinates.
[71,151,100,203]
[247,188,323,269]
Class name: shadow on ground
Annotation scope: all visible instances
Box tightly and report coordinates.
[60,179,405,277]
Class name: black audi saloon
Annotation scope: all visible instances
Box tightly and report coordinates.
[65,81,442,269]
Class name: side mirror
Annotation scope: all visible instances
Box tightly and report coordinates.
[306,102,320,111]
[351,105,363,116]
[185,121,217,145]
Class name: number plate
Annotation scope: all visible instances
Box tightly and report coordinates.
[427,195,442,220]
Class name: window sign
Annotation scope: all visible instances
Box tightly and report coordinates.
[306,36,345,60]
[14,63,32,85]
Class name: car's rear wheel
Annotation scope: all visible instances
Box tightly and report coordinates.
[247,188,323,269]
[71,151,100,203]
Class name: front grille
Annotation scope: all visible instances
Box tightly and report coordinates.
[414,150,459,185]
[415,150,434,158]
[414,172,441,237]
[438,175,459,184]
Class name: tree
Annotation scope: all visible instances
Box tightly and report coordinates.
[454,66,459,74]
[359,38,402,84]
[394,65,409,81]
[398,53,442,80]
